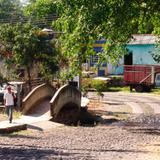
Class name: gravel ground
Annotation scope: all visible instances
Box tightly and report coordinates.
[1,92,160,160]
[0,123,160,160]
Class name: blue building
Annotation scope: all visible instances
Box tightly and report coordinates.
[90,34,158,76]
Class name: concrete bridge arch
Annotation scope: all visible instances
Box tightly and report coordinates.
[21,83,81,125]
[50,84,81,124]
[22,83,56,115]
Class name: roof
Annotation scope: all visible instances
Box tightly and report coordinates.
[93,34,159,47]
[128,34,158,45]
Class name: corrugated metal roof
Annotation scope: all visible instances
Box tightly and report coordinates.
[128,34,158,45]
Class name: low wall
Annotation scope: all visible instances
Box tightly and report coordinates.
[50,84,81,118]
[22,83,56,115]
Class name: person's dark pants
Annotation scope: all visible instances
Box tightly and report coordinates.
[5,105,14,123]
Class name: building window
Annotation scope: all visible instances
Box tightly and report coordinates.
[92,55,99,63]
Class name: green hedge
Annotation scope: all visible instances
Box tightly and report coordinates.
[82,78,108,92]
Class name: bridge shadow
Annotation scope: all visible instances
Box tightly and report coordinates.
[27,124,43,131]
[77,108,130,126]
[50,106,131,127]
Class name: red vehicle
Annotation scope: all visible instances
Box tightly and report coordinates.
[124,65,160,92]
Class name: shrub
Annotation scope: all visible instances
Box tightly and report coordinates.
[91,79,108,92]
[81,78,92,89]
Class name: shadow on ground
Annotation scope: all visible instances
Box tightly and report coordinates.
[0,145,150,160]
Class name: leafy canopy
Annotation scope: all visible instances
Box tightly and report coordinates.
[21,0,160,77]
[0,0,23,23]
[0,23,59,79]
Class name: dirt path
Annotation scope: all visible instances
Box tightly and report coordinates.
[88,92,160,115]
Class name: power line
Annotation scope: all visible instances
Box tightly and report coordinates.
[0,14,58,25]
[0,16,159,43]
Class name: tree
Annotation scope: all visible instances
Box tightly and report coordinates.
[24,0,57,27]
[0,23,59,89]
[24,0,160,79]
[0,0,23,23]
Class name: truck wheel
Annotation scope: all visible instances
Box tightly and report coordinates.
[144,86,151,92]
[130,85,133,92]
[135,85,144,92]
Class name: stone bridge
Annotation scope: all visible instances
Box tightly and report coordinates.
[22,83,56,115]
[50,84,81,124]
[22,83,81,124]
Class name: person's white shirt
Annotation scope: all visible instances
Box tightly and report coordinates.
[4,92,14,106]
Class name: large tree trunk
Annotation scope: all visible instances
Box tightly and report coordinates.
[26,66,32,91]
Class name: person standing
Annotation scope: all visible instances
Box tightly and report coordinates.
[3,86,15,123]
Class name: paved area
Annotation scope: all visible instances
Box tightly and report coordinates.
[0,100,55,133]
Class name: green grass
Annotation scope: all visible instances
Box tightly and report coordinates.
[106,86,130,92]
[106,86,160,95]
[150,88,160,95]
[0,110,22,121]
[1,130,33,137]
[13,111,22,119]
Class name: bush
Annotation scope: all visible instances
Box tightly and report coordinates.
[81,78,108,92]
[81,78,92,90]
[91,79,108,92]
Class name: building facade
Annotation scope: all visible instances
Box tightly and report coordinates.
[90,34,158,76]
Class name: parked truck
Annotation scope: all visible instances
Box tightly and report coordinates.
[124,65,160,92]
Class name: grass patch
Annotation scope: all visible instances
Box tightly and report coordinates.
[151,88,160,95]
[0,110,22,121]
[1,130,33,137]
[10,130,32,136]
[13,111,22,119]
[106,86,130,92]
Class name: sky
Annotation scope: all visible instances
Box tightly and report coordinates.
[20,0,29,4]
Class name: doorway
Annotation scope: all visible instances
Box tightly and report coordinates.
[124,52,133,65]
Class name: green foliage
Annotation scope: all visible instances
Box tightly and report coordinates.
[91,79,108,92]
[81,78,92,91]
[82,78,108,92]
[0,0,23,22]
[152,44,160,63]
[53,0,159,76]
[24,0,56,17]
[24,0,57,26]
[0,23,59,80]
[17,0,160,78]
[58,65,82,82]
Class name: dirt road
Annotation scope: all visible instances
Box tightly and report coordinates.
[88,92,160,114]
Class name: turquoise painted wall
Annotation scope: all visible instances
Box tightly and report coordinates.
[126,44,157,65]
[92,41,157,76]
[108,44,157,75]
